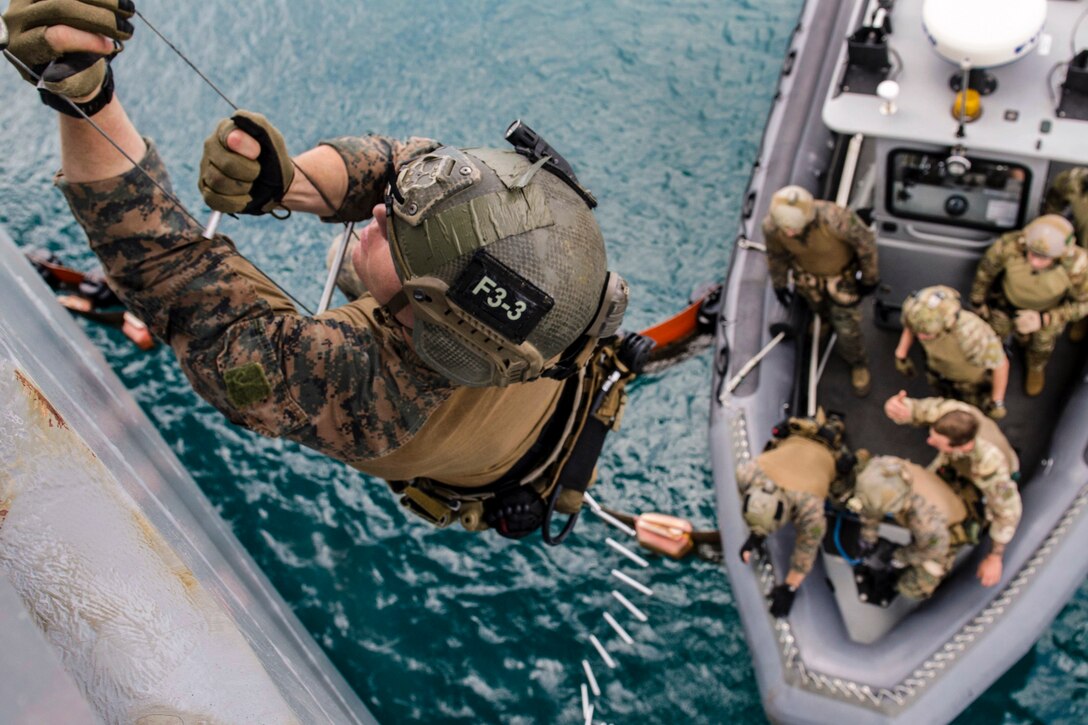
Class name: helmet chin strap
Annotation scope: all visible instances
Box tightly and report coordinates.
[383,289,411,318]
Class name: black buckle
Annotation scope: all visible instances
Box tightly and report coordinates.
[505,120,597,209]
[541,485,580,546]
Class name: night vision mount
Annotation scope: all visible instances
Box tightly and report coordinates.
[505,119,597,209]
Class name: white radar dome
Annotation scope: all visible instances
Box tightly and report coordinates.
[922,0,1046,68]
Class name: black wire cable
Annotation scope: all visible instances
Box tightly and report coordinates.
[133,11,345,223]
[1,48,316,315]
[135,10,236,110]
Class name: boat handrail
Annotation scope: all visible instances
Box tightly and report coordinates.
[902,223,992,245]
[835,132,865,208]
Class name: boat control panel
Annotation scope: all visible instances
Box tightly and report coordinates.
[886,149,1031,232]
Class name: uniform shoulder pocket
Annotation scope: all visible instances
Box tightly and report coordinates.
[216,318,309,438]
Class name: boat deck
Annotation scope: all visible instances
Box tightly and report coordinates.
[817,291,1088,483]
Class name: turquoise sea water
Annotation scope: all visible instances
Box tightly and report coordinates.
[1,1,1085,722]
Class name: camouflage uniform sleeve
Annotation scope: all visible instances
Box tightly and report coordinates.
[1043,168,1075,214]
[970,234,1015,306]
[57,140,454,464]
[761,216,791,289]
[971,440,1022,545]
[906,396,969,427]
[825,204,878,284]
[786,490,827,577]
[898,494,950,567]
[957,312,1007,370]
[1050,248,1088,326]
[317,135,440,222]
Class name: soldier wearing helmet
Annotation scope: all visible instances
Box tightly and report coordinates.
[18,2,635,542]
[762,186,880,397]
[970,214,1088,396]
[894,285,1010,416]
[737,411,856,617]
[1043,167,1088,249]
[883,393,1022,588]
[849,456,970,600]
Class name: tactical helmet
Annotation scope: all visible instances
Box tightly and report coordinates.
[736,461,790,536]
[769,185,816,231]
[1023,214,1075,258]
[902,285,961,336]
[848,456,912,517]
[384,130,628,387]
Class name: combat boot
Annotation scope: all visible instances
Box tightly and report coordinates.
[1070,318,1088,343]
[1025,366,1046,397]
[850,365,871,397]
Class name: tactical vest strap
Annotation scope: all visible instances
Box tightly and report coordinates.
[391,372,582,523]
[542,337,646,544]
[922,331,989,384]
[400,486,459,528]
[780,218,855,277]
[392,334,644,544]
[1001,256,1071,311]
[936,465,987,535]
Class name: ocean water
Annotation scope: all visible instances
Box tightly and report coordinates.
[0,1,1085,722]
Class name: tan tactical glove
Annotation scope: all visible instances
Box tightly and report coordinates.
[894,355,916,378]
[985,399,1007,421]
[1014,309,1042,335]
[3,0,134,99]
[199,110,295,215]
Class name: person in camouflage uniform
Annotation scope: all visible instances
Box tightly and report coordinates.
[1044,167,1088,247]
[7,1,629,539]
[849,456,969,600]
[970,215,1088,396]
[1045,168,1088,343]
[762,186,880,396]
[737,411,854,617]
[883,392,1022,587]
[894,285,1010,418]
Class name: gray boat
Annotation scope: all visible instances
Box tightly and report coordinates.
[711,0,1088,722]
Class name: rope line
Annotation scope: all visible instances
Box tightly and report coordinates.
[0,8,397,317]
[134,10,238,110]
[134,11,346,222]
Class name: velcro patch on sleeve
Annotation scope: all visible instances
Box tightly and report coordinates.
[224,362,273,408]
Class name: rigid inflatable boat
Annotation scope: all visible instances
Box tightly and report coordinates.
[711,0,1088,721]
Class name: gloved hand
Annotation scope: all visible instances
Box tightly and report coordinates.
[1014,309,1042,335]
[856,278,880,297]
[199,110,294,215]
[894,355,916,378]
[769,583,796,618]
[986,399,1007,421]
[3,0,134,99]
[739,532,765,563]
[773,286,794,308]
[973,302,990,321]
